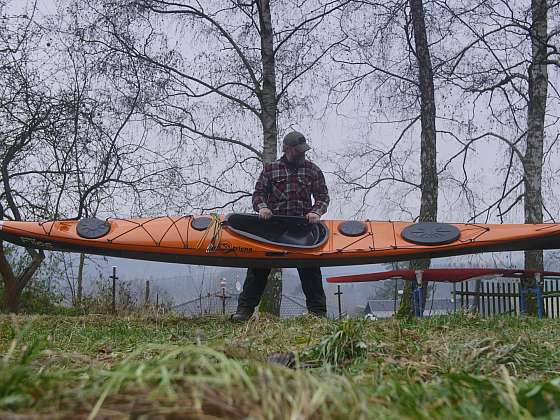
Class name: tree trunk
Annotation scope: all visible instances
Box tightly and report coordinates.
[0,241,44,313]
[258,0,278,165]
[259,267,282,315]
[398,0,438,318]
[523,0,548,315]
[256,0,282,316]
[3,281,21,313]
[473,279,481,314]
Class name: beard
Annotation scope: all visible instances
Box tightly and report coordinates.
[292,154,305,165]
[284,151,305,163]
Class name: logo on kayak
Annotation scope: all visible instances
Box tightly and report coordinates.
[219,242,253,253]
[401,222,460,245]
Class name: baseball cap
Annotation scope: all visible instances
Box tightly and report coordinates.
[283,131,311,153]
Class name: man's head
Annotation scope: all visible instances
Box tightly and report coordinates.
[282,131,311,161]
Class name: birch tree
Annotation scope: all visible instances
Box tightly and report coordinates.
[437,0,560,312]
[72,0,349,314]
[331,0,559,315]
[330,0,443,316]
[398,0,438,317]
[524,0,549,283]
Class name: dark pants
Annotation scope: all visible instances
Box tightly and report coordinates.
[237,267,326,316]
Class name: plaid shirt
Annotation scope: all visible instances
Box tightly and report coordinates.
[252,156,330,216]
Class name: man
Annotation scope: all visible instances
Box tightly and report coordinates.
[231,131,330,321]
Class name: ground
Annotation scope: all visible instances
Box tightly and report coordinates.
[1,313,559,419]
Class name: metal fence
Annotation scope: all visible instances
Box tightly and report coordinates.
[172,292,310,318]
[171,278,560,319]
[364,298,455,318]
[453,278,560,318]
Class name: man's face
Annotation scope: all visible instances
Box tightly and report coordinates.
[284,145,305,162]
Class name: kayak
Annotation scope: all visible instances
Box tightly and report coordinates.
[327,268,560,284]
[2,213,560,268]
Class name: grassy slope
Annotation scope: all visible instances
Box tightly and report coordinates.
[1,313,559,419]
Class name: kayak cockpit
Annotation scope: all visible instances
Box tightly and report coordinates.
[225,213,329,248]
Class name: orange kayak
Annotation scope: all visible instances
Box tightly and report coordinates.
[1,213,560,268]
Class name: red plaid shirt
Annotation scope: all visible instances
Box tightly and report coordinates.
[252,156,330,216]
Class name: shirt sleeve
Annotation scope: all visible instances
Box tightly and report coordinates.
[311,167,330,216]
[252,165,271,212]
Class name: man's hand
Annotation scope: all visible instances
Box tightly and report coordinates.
[306,212,321,224]
[259,207,273,220]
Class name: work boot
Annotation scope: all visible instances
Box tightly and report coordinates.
[308,310,327,318]
[231,307,253,322]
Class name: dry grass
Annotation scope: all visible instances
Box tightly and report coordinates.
[1,313,560,419]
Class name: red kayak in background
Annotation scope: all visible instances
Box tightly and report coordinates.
[327,268,560,283]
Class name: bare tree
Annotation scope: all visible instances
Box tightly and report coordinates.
[435,0,560,312]
[329,0,443,316]
[397,0,438,317]
[523,0,549,287]
[71,0,349,314]
[329,0,559,316]
[0,1,178,312]
[1,4,51,311]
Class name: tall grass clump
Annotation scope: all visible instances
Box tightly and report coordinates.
[84,343,373,419]
[0,322,50,409]
[378,369,560,419]
[303,317,368,368]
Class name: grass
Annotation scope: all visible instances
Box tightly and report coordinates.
[1,312,560,418]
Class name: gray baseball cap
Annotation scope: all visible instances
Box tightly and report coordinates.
[283,131,311,153]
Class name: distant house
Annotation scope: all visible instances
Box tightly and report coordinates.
[364,298,455,318]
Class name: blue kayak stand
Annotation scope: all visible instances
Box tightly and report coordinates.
[411,270,425,317]
[519,272,544,319]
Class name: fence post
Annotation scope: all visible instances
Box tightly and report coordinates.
[520,273,544,319]
[474,279,481,314]
[551,278,560,318]
[220,280,226,315]
[412,270,424,317]
[393,280,398,313]
[460,281,464,309]
[519,284,527,316]
[498,280,505,316]
[535,272,543,319]
[335,285,343,320]
[110,266,118,314]
[215,278,230,315]
[145,280,150,306]
[452,283,456,313]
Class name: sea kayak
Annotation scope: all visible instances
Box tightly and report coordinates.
[1,213,560,268]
